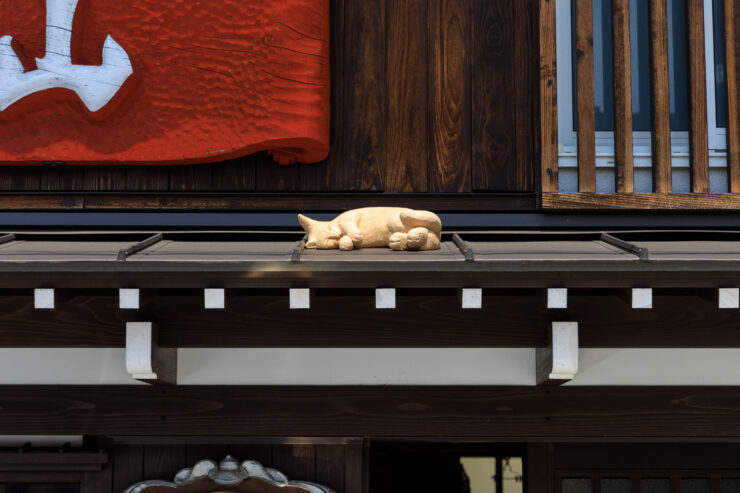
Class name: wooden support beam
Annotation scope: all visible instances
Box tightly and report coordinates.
[125,322,176,385]
[461,288,482,309]
[539,0,559,193]
[537,322,579,386]
[376,288,396,309]
[648,0,672,192]
[687,0,710,193]
[575,0,596,192]
[289,289,310,309]
[547,288,568,309]
[612,0,634,193]
[632,288,653,309]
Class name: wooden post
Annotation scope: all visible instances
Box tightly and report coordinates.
[725,0,740,192]
[612,0,634,193]
[687,0,710,193]
[648,0,672,193]
[575,0,596,192]
[540,0,559,193]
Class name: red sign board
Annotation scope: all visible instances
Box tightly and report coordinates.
[0,0,330,165]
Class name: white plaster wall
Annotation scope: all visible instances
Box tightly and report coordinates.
[2,348,740,385]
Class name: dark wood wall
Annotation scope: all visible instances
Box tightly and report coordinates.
[0,0,537,210]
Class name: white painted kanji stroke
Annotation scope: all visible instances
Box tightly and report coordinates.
[0,0,133,112]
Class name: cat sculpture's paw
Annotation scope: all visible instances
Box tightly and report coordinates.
[389,232,408,251]
[406,227,429,250]
[339,236,354,251]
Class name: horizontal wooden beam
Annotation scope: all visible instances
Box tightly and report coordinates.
[0,292,738,348]
[542,193,740,210]
[0,193,536,212]
[0,386,739,438]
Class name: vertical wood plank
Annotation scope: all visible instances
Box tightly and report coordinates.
[315,444,346,493]
[648,0,673,192]
[539,0,559,193]
[143,444,187,481]
[472,0,516,191]
[344,442,364,493]
[300,0,345,191]
[83,462,112,493]
[575,0,596,192]
[0,168,41,192]
[125,167,170,192]
[212,155,257,191]
[272,444,315,483]
[514,0,536,192]
[386,0,429,192]
[527,442,555,493]
[40,166,85,191]
[112,444,144,493]
[612,0,634,193]
[429,0,471,192]
[83,167,127,191]
[687,0,710,193]
[169,165,213,191]
[725,0,740,192]
[255,152,299,191]
[343,0,385,191]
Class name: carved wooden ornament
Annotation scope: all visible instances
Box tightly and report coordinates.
[125,456,334,493]
[0,0,329,165]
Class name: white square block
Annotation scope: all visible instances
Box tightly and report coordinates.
[547,288,568,309]
[719,288,740,309]
[204,288,225,309]
[289,288,310,309]
[34,289,54,309]
[462,288,482,309]
[376,288,396,309]
[119,288,140,309]
[632,288,653,309]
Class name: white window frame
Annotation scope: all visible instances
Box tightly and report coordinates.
[556,0,728,174]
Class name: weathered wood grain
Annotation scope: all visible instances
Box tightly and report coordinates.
[386,0,429,192]
[687,0,710,193]
[542,192,740,209]
[142,445,187,483]
[575,0,596,193]
[514,0,536,192]
[212,156,257,192]
[472,0,515,191]
[255,153,300,192]
[3,386,740,437]
[40,166,85,191]
[342,0,385,191]
[648,0,673,193]
[429,0,471,193]
[272,445,315,484]
[111,445,144,493]
[539,0,559,193]
[169,165,213,192]
[0,168,42,192]
[299,0,345,192]
[612,0,634,193]
[125,166,169,192]
[83,167,127,192]
[725,0,739,192]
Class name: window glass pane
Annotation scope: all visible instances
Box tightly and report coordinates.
[721,479,740,493]
[502,457,523,493]
[682,479,712,493]
[460,457,496,493]
[603,478,632,493]
[563,478,593,493]
[712,0,729,128]
[641,478,671,493]
[0,486,80,493]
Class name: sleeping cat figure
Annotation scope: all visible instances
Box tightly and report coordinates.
[298,207,442,251]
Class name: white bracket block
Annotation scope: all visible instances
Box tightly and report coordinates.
[34,289,54,309]
[719,288,739,309]
[632,288,653,309]
[289,288,310,309]
[547,288,568,309]
[125,322,176,385]
[119,288,140,310]
[537,321,579,385]
[461,288,483,309]
[204,288,225,309]
[376,288,396,309]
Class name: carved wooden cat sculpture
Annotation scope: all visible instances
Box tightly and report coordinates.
[298,207,442,251]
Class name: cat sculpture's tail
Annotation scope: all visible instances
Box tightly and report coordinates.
[400,209,442,237]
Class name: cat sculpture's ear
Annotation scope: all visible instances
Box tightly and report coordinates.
[298,214,321,232]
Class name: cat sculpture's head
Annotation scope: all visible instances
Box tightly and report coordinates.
[298,214,343,249]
